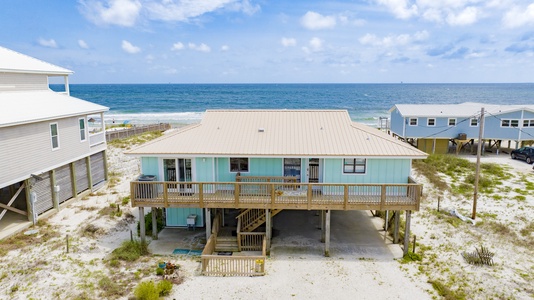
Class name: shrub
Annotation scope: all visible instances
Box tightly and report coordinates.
[157,280,173,296]
[134,281,159,300]
[110,240,149,262]
[156,267,164,276]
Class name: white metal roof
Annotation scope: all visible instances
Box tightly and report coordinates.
[127,110,427,158]
[0,46,72,75]
[391,102,534,118]
[0,90,108,127]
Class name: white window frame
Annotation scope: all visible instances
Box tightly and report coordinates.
[470,118,478,127]
[50,122,60,150]
[342,158,366,175]
[427,118,436,126]
[79,118,87,142]
[448,118,456,126]
[501,119,519,128]
[229,157,249,173]
[409,118,418,126]
[524,119,534,127]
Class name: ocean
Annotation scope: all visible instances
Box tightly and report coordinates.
[52,83,534,127]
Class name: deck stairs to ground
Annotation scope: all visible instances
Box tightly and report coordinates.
[238,208,283,232]
[215,236,239,252]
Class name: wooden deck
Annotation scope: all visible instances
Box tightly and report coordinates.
[131,179,421,211]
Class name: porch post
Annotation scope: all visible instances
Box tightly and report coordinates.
[139,207,146,244]
[320,210,325,243]
[152,208,158,240]
[205,208,212,239]
[403,210,412,256]
[393,210,400,244]
[266,209,272,255]
[24,179,34,223]
[325,210,331,257]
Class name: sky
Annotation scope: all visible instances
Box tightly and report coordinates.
[1,0,534,84]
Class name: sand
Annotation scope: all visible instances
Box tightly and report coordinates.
[0,145,533,299]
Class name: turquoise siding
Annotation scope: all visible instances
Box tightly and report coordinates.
[195,157,214,181]
[141,157,159,179]
[323,158,411,184]
[166,208,204,227]
[217,157,283,182]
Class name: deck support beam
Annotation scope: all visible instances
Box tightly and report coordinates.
[320,210,325,243]
[324,210,331,257]
[403,210,411,256]
[393,210,400,244]
[205,208,212,239]
[266,209,272,255]
[152,208,158,240]
[139,207,146,244]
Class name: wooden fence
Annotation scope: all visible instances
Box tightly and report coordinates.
[106,123,171,141]
[201,212,267,276]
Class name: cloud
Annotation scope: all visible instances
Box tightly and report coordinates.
[146,0,258,22]
[375,1,486,26]
[426,44,455,56]
[300,11,336,30]
[505,34,534,53]
[221,45,230,51]
[442,47,470,59]
[121,40,141,53]
[281,37,297,47]
[446,6,479,26]
[171,42,185,51]
[502,3,534,28]
[78,40,89,49]
[302,37,323,53]
[38,38,58,48]
[79,0,141,27]
[359,31,429,47]
[375,0,417,20]
[188,43,211,53]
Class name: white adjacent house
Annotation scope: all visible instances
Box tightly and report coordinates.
[0,46,109,237]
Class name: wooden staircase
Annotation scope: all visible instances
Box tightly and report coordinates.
[215,236,239,252]
[238,209,283,232]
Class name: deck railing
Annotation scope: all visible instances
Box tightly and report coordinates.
[89,132,106,147]
[131,180,421,211]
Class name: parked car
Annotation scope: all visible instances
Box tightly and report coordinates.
[511,147,534,164]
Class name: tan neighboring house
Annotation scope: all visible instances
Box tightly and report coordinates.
[0,46,109,238]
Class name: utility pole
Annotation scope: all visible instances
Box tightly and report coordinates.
[472,107,485,220]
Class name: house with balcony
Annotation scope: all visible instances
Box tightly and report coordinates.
[0,46,109,238]
[389,102,534,154]
[127,109,426,275]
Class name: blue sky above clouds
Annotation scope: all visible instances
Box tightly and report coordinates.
[1,0,534,83]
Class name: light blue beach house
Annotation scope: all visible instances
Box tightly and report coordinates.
[0,46,109,238]
[127,109,426,274]
[389,102,534,154]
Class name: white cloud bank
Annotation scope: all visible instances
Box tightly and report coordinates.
[78,40,89,49]
[300,11,336,30]
[38,38,58,48]
[121,40,141,53]
[188,43,211,53]
[79,0,142,27]
[359,30,429,47]
[281,37,297,47]
[80,0,260,26]
[502,3,534,28]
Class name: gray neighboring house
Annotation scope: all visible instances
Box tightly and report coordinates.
[0,46,109,237]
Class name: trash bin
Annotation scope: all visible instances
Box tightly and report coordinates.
[137,175,157,198]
